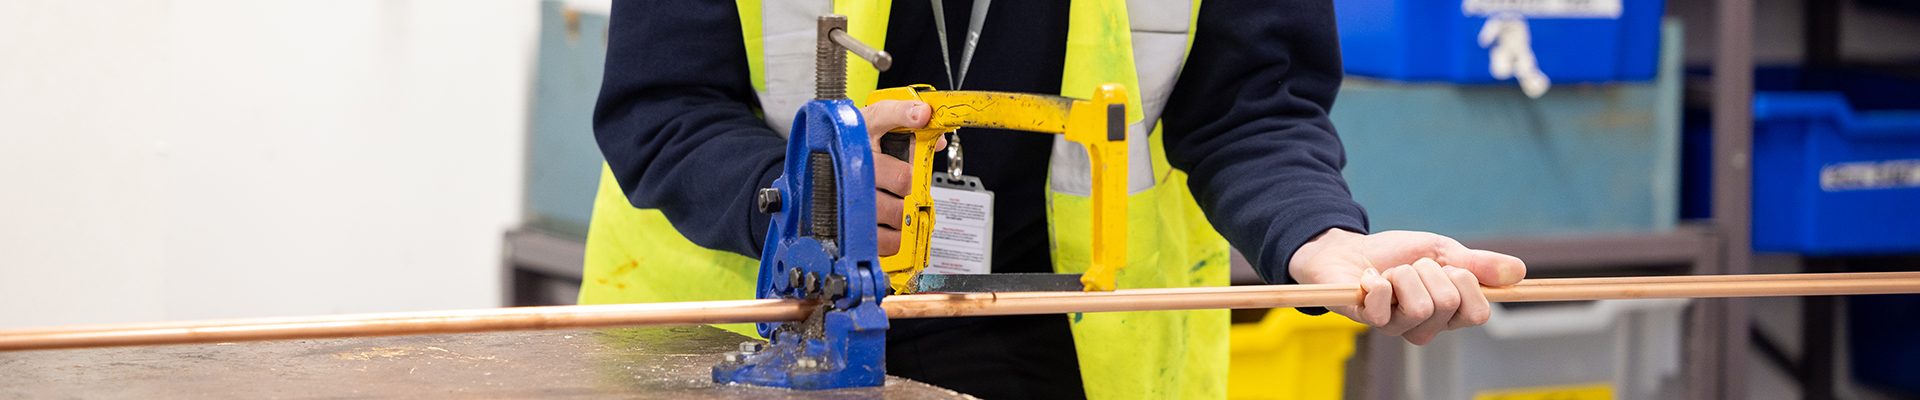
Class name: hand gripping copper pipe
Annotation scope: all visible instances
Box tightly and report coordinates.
[3,272,1919,352]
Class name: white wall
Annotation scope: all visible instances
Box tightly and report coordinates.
[0,0,537,328]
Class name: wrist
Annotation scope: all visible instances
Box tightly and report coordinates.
[1288,227,1364,283]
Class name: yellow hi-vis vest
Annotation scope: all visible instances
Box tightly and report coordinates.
[580,1,1231,398]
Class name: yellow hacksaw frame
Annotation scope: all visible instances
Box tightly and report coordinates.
[866,83,1130,293]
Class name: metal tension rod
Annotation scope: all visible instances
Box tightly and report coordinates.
[3,272,1919,352]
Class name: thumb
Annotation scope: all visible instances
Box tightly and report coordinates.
[862,100,931,142]
[1420,233,1525,286]
[1458,249,1526,286]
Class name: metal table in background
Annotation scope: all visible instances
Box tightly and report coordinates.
[0,325,972,400]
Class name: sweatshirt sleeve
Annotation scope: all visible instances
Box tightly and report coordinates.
[1159,0,1370,285]
[592,0,783,257]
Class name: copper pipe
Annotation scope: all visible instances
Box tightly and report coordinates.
[3,272,1919,352]
[884,271,1920,317]
[0,299,815,352]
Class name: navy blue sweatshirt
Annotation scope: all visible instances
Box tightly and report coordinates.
[595,1,1367,398]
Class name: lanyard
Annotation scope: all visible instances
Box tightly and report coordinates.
[927,1,997,273]
[929,0,988,177]
[929,0,991,90]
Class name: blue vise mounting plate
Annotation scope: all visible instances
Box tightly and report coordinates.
[711,99,891,389]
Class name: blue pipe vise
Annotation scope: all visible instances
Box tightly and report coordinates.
[710,14,893,390]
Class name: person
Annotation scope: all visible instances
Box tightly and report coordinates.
[583,1,1528,399]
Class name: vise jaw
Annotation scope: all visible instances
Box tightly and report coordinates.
[710,14,891,390]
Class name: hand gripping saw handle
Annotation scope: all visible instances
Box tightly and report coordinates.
[867,84,1131,293]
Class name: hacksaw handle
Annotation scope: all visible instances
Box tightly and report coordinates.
[874,128,942,295]
[867,85,950,295]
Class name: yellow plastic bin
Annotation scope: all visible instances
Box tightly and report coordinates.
[1228,307,1369,400]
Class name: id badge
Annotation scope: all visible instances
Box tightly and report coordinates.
[927,172,993,275]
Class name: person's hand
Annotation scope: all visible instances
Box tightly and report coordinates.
[861,100,939,256]
[1288,229,1526,345]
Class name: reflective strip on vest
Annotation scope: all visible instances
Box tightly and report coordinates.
[581,1,1231,398]
[1051,0,1191,196]
[1043,2,1231,399]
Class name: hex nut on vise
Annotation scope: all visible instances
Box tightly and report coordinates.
[739,342,763,354]
[756,188,782,214]
[823,274,848,300]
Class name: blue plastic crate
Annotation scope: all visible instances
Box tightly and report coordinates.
[1334,0,1665,84]
[1752,92,1920,255]
[1680,67,1920,221]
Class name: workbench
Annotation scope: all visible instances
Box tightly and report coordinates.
[0,325,972,399]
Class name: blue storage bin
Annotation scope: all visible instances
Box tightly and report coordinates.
[1334,0,1665,84]
[1752,92,1920,255]
[1680,67,1920,221]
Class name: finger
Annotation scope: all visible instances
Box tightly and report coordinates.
[1402,329,1437,346]
[862,100,931,141]
[1377,265,1432,336]
[1334,267,1391,326]
[1330,305,1363,325]
[876,190,904,229]
[1445,266,1493,329]
[1426,236,1525,286]
[1359,267,1393,326]
[1384,308,1426,338]
[873,153,913,197]
[877,226,901,257]
[1400,259,1460,345]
